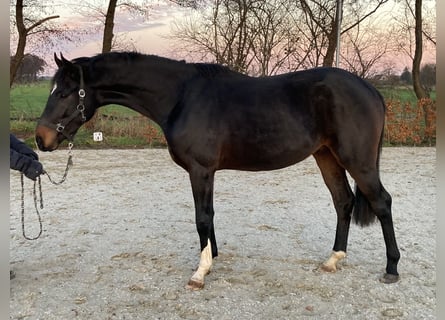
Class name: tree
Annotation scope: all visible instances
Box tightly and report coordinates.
[10,0,60,87]
[169,0,204,8]
[171,0,391,75]
[298,0,338,67]
[400,67,412,84]
[340,23,390,78]
[392,0,435,143]
[412,0,427,99]
[391,0,436,79]
[249,0,302,75]
[420,63,435,89]
[12,53,46,83]
[103,0,118,53]
[77,0,150,53]
[103,1,202,52]
[412,0,435,143]
[298,0,389,67]
[171,0,302,75]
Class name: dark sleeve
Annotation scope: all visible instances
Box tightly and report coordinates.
[10,134,39,161]
[10,134,44,180]
[10,148,32,172]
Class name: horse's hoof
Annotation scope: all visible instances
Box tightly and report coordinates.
[320,263,337,273]
[379,273,399,284]
[186,279,205,290]
[320,251,345,273]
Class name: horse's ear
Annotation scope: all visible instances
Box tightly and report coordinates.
[54,52,73,69]
[60,53,71,65]
[54,52,63,68]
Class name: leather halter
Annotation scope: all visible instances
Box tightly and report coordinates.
[38,65,87,141]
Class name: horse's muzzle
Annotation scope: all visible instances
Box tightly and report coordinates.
[35,125,59,151]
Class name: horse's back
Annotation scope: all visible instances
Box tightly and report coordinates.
[166,67,385,171]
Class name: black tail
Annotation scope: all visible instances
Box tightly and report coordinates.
[353,186,377,227]
[352,94,386,227]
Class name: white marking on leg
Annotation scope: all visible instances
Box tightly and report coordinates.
[187,239,212,290]
[322,250,346,272]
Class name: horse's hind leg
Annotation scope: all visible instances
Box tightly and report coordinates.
[350,169,400,283]
[313,147,355,272]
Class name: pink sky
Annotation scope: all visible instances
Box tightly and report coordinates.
[38,2,182,74]
[38,1,435,76]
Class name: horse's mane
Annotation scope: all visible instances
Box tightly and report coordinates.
[192,63,237,78]
[65,52,238,81]
[72,52,180,66]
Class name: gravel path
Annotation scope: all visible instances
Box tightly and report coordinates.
[10,147,436,319]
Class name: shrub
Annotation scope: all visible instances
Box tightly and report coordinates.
[385,98,436,146]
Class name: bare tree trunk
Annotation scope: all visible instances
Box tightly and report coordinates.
[412,0,427,99]
[323,0,343,67]
[10,0,59,87]
[299,0,339,67]
[102,0,118,53]
[412,0,434,143]
[323,17,338,67]
[10,0,26,87]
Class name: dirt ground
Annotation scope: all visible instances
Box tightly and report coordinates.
[10,147,436,319]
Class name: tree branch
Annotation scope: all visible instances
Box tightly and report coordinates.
[341,0,389,35]
[422,30,436,46]
[25,15,60,33]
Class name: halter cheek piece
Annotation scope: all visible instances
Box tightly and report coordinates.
[38,65,87,141]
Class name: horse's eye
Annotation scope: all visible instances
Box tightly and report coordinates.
[59,89,74,98]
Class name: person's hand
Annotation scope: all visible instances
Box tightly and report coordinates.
[24,160,44,181]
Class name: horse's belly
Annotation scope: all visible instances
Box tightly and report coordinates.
[219,144,314,171]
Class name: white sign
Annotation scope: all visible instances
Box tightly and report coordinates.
[93,132,103,142]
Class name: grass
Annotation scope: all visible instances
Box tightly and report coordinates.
[10,80,141,119]
[376,85,436,106]
[10,80,435,148]
[10,81,52,120]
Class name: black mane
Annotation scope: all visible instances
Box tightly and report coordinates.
[192,63,236,78]
[55,51,238,84]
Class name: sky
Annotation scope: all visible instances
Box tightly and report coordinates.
[13,0,436,76]
[35,1,186,74]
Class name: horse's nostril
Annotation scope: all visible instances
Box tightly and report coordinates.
[35,136,43,150]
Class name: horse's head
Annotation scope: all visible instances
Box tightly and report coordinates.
[35,53,97,151]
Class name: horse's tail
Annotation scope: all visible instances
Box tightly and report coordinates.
[352,92,386,227]
[353,186,377,227]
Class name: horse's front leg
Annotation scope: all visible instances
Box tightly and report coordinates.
[186,167,218,290]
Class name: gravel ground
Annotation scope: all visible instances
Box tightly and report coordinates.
[10,147,436,319]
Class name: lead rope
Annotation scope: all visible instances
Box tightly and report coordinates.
[43,142,74,185]
[20,143,74,240]
[20,174,43,240]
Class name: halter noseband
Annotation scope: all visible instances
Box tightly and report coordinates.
[38,65,87,141]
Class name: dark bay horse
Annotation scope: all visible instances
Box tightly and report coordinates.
[35,52,400,289]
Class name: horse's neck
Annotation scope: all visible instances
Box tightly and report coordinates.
[95,59,194,127]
